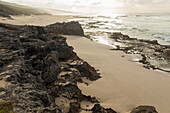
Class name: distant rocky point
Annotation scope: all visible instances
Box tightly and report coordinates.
[0,1,47,19]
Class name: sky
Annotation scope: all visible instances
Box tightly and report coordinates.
[1,0,170,14]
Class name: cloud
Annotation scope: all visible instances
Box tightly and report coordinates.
[91,2,101,6]
[119,0,170,13]
[121,0,170,5]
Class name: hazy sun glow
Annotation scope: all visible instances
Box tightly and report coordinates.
[1,0,170,14]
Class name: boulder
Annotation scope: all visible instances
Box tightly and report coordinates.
[46,21,85,36]
[91,104,117,113]
[131,106,158,113]
[164,49,170,59]
[68,60,101,81]
[110,32,130,40]
[69,102,80,113]
[150,40,158,44]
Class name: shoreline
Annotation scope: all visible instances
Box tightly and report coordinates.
[70,15,170,73]
[2,14,169,74]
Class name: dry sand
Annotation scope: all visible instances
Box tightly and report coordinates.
[0,14,73,26]
[66,35,170,113]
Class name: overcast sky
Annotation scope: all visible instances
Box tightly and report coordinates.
[2,0,170,14]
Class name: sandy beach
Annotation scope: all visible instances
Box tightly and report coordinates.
[0,15,73,26]
[66,35,170,113]
[1,15,170,113]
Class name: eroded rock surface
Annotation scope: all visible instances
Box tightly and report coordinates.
[0,22,99,112]
[131,106,158,113]
[46,21,84,36]
[91,104,117,113]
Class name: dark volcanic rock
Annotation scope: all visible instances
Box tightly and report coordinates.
[91,104,117,113]
[150,40,159,45]
[131,106,158,113]
[110,32,170,72]
[46,21,85,36]
[42,51,61,84]
[110,32,130,40]
[68,59,101,81]
[69,102,80,113]
[0,22,99,112]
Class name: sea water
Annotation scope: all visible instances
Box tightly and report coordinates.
[70,13,170,46]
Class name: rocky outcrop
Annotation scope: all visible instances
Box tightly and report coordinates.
[110,32,170,72]
[0,22,96,112]
[91,104,117,113]
[46,21,85,36]
[131,106,158,113]
[110,32,130,40]
[164,49,170,60]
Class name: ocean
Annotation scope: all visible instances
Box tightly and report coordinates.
[69,13,170,46]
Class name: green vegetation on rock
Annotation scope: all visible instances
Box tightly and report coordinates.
[0,101,14,113]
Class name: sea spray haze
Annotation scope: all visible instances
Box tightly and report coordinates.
[2,0,170,45]
[71,13,170,45]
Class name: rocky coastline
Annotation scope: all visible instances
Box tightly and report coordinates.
[109,32,170,73]
[0,21,158,113]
